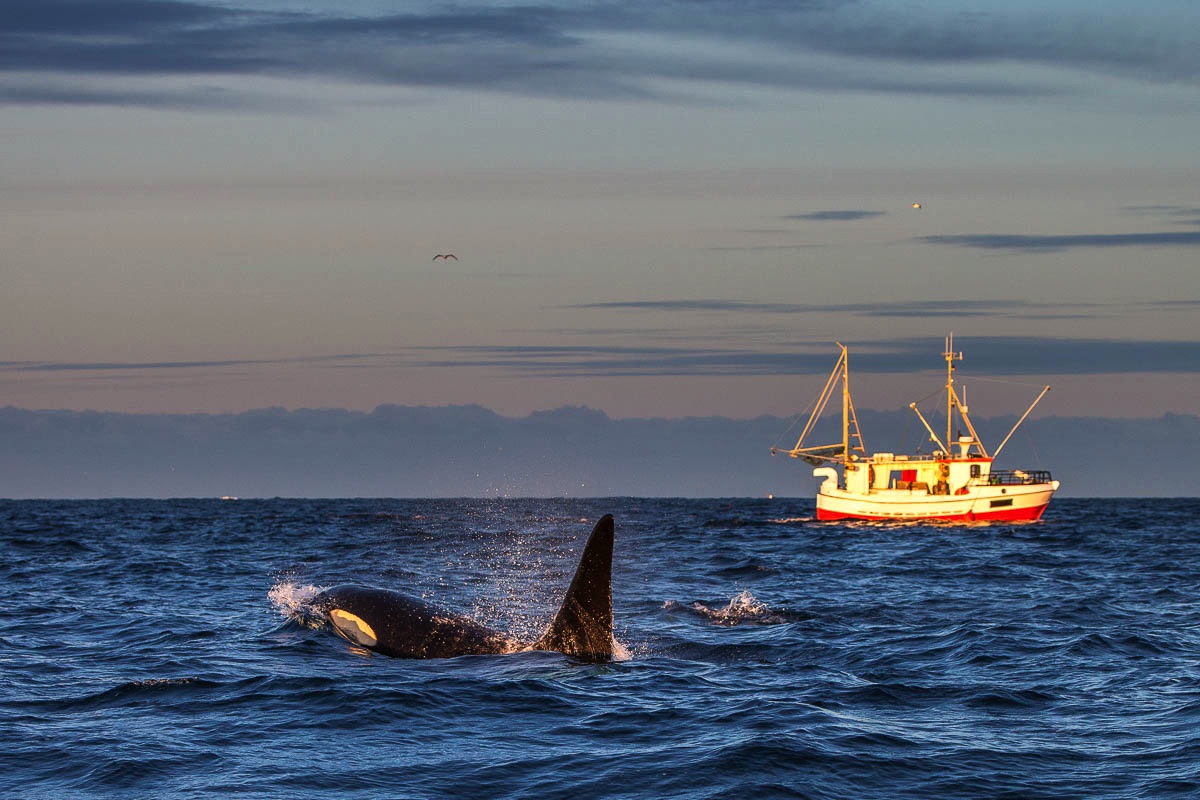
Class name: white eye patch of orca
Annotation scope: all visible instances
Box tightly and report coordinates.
[329,608,378,648]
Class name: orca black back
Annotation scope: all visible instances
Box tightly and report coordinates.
[314,584,517,658]
[312,514,616,661]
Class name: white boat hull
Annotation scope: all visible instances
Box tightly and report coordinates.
[816,480,1059,522]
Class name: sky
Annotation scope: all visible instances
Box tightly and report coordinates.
[4,0,1200,421]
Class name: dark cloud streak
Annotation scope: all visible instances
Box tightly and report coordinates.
[412,337,1200,378]
[922,231,1200,252]
[784,210,886,221]
[0,353,386,373]
[3,0,1196,109]
[562,298,1095,318]
[7,336,1200,385]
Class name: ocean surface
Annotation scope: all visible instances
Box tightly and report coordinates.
[2,497,1198,799]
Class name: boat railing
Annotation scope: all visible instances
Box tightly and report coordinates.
[986,469,1053,486]
[867,453,941,464]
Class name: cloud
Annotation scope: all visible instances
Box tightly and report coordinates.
[410,336,1200,378]
[908,337,1200,377]
[0,353,385,373]
[3,403,1196,497]
[13,307,1198,383]
[1121,205,1200,216]
[921,231,1200,252]
[566,299,806,313]
[1120,205,1200,227]
[4,0,1198,109]
[1147,299,1200,310]
[562,298,1095,318]
[784,210,886,221]
[1,1,608,107]
[706,243,830,252]
[0,80,319,112]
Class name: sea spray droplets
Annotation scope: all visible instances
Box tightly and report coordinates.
[268,581,324,624]
[666,591,791,626]
[697,591,790,626]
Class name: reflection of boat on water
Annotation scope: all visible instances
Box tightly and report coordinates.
[771,336,1059,522]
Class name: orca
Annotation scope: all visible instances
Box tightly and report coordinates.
[312,514,615,662]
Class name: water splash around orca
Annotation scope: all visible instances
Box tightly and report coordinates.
[311,514,615,662]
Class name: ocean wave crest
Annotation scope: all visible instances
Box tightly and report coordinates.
[665,591,791,626]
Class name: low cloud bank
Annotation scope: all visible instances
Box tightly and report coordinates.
[0,405,1195,498]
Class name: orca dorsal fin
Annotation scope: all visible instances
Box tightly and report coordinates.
[535,514,614,662]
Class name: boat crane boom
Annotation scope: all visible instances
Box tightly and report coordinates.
[993,385,1052,459]
[908,401,947,453]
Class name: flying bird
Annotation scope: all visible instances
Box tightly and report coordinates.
[432,253,458,261]
[911,202,923,210]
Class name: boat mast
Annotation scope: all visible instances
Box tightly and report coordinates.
[841,344,850,461]
[944,333,961,453]
[778,344,845,458]
[840,344,866,460]
[770,342,865,464]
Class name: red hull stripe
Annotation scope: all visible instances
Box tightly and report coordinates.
[816,503,1049,522]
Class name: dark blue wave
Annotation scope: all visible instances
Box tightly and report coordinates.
[1,498,1198,799]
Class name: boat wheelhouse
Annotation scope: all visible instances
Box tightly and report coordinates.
[771,336,1059,522]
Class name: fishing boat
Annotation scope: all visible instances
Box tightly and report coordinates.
[771,336,1059,522]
